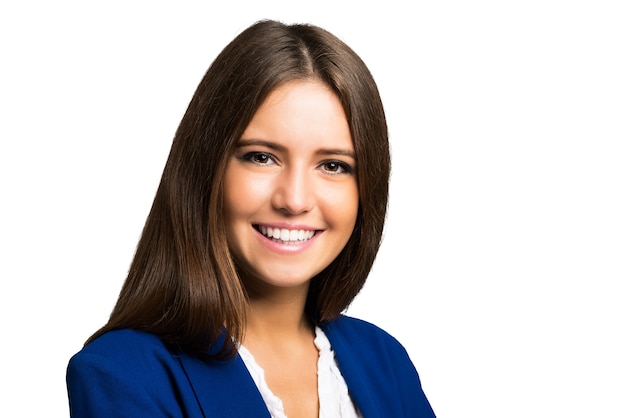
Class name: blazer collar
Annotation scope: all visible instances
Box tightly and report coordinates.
[176,349,271,417]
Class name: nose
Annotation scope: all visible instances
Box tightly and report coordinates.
[271,166,314,215]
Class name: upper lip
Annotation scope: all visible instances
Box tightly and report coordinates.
[253,223,319,231]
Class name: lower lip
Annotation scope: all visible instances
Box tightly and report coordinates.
[255,229,320,254]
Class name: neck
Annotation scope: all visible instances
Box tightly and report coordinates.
[243,283,314,344]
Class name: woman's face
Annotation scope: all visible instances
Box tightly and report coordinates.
[223,80,358,292]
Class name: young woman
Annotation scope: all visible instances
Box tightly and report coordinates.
[66,19,436,417]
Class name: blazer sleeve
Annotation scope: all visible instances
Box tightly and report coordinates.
[66,351,176,418]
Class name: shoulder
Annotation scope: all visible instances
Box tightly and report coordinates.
[322,315,436,417]
[322,314,405,352]
[71,328,175,369]
[80,328,166,351]
[323,314,391,335]
[67,328,183,388]
[66,329,197,416]
[321,314,416,375]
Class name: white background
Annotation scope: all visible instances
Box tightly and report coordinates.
[1,1,625,417]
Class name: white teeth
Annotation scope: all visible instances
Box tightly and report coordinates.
[259,226,315,242]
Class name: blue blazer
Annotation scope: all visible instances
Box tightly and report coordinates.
[67,315,435,417]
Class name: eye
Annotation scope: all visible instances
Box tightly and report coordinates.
[242,152,276,166]
[321,160,353,175]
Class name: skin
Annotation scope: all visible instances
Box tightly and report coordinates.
[223,79,359,417]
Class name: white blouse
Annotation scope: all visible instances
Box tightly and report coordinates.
[238,326,362,418]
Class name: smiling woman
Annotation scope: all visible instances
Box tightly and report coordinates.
[66,19,436,417]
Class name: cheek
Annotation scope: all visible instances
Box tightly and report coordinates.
[325,182,359,227]
[223,165,267,220]
[223,165,246,222]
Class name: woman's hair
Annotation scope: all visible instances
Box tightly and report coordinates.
[87,19,390,359]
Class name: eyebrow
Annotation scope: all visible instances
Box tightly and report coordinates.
[237,139,356,159]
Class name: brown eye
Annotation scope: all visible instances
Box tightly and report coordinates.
[321,160,353,175]
[252,153,270,164]
[241,152,276,166]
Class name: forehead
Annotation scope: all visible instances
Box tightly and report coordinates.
[242,80,353,150]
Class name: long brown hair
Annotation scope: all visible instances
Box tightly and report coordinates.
[87,19,390,359]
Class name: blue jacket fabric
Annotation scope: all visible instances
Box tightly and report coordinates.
[67,315,436,417]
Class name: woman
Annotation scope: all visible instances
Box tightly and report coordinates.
[66,19,436,417]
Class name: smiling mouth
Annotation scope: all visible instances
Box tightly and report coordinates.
[255,225,317,243]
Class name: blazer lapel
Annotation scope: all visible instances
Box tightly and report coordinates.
[176,350,271,417]
[322,320,379,416]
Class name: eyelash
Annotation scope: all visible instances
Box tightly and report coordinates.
[321,160,353,175]
[241,152,275,166]
[240,152,354,175]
